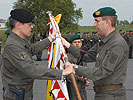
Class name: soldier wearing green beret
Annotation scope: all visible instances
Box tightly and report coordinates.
[119,29,122,34]
[128,30,133,58]
[82,32,94,50]
[75,31,81,35]
[62,7,128,100]
[1,8,75,100]
[91,32,97,46]
[67,34,89,100]
[5,27,12,38]
[82,32,88,46]
[123,30,129,42]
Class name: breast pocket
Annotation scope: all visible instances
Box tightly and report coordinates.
[95,50,110,67]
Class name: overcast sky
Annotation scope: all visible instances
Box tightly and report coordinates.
[0,0,133,26]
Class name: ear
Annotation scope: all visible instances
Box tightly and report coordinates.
[106,19,111,26]
[15,22,21,28]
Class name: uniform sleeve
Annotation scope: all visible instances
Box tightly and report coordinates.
[77,45,125,81]
[5,45,62,80]
[68,44,97,63]
[30,37,51,55]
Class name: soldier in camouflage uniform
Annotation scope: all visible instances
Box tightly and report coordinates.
[62,7,128,100]
[1,8,74,100]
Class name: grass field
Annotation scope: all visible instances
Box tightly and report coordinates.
[0,25,133,48]
[0,29,7,48]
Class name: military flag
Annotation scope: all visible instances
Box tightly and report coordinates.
[46,11,69,100]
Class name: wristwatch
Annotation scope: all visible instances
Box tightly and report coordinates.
[74,64,78,72]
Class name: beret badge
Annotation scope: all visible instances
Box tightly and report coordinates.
[96,11,101,16]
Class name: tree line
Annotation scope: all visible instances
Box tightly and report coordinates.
[117,19,133,25]
[9,0,83,36]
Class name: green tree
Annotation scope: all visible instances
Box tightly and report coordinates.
[117,20,120,25]
[13,0,83,35]
[130,21,133,25]
[123,20,129,25]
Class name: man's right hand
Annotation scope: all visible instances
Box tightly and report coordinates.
[62,63,75,76]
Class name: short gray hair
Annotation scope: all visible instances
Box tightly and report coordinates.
[9,17,17,29]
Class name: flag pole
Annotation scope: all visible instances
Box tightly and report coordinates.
[64,57,82,100]
[70,73,82,100]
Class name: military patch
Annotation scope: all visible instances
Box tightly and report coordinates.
[110,53,118,64]
[96,11,101,16]
[19,51,27,60]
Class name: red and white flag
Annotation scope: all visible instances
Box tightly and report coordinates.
[46,11,69,100]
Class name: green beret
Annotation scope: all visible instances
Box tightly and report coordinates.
[75,32,80,34]
[92,32,97,34]
[10,9,34,23]
[69,35,81,42]
[5,27,11,35]
[83,32,87,34]
[66,31,70,34]
[119,29,122,31]
[126,30,129,32]
[37,32,40,34]
[93,7,117,17]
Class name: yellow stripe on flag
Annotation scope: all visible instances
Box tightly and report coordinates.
[46,43,56,100]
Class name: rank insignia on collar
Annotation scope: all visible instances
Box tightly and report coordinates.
[19,51,27,60]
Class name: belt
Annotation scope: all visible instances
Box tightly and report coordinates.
[93,84,123,93]
[9,85,33,91]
